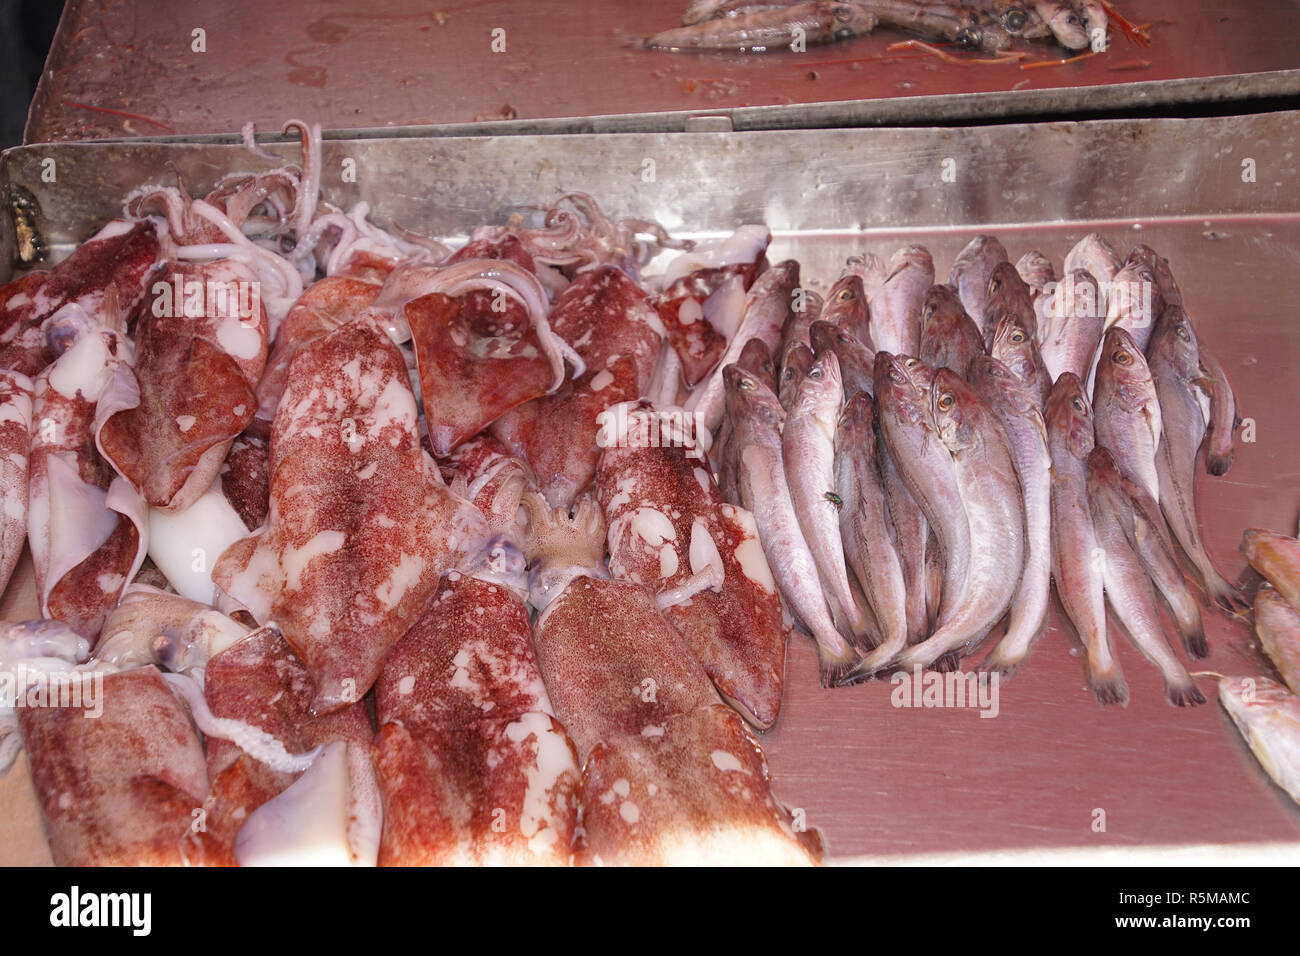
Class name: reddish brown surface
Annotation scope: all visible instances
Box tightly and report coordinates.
[25,1,1300,142]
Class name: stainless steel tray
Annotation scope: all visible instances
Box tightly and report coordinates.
[3,112,1299,864]
[25,0,1300,142]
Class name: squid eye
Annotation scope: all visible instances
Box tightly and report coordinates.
[937,391,955,411]
[1004,7,1028,32]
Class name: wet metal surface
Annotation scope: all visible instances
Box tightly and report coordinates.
[24,0,1300,143]
[2,115,1299,863]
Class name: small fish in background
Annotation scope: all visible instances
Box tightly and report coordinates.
[1212,675,1300,805]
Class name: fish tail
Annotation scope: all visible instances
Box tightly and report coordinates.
[815,639,861,688]
[839,634,907,685]
[933,650,963,673]
[1181,622,1209,660]
[977,646,1025,679]
[1164,674,1207,708]
[1203,572,1250,617]
[1089,669,1130,707]
[1205,448,1233,476]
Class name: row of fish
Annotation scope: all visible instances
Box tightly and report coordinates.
[651,1,1114,54]
[713,232,1246,709]
[0,124,822,864]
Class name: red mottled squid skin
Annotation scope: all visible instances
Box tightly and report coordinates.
[251,273,384,434]
[99,260,270,513]
[532,576,820,865]
[654,261,765,387]
[220,433,270,531]
[17,666,209,867]
[597,413,788,730]
[29,330,145,644]
[212,313,490,714]
[186,628,374,866]
[0,370,33,594]
[493,266,664,508]
[373,572,580,865]
[0,219,162,376]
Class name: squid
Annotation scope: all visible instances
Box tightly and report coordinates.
[597,400,788,729]
[0,218,162,376]
[28,329,148,643]
[525,494,820,865]
[491,266,665,508]
[212,312,491,713]
[0,371,33,595]
[97,259,270,513]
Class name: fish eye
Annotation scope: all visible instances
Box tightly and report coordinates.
[937,392,955,411]
[1010,329,1025,344]
[738,376,755,391]
[889,368,906,385]
[809,367,823,380]
[1071,397,1086,412]
[923,304,936,322]
[988,277,1001,295]
[1113,349,1130,365]
[904,357,919,369]
[836,287,855,302]
[1175,325,1190,341]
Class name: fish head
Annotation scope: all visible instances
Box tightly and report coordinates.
[1057,269,1101,320]
[983,261,1036,339]
[967,353,1028,406]
[1149,304,1202,378]
[836,390,876,457]
[821,274,867,328]
[1065,233,1121,281]
[830,2,879,38]
[1107,261,1159,325]
[735,335,776,390]
[792,349,844,419]
[1044,3,1091,50]
[957,11,1013,52]
[919,283,965,339]
[779,343,814,402]
[1015,250,1055,293]
[809,320,840,357]
[930,368,983,453]
[723,362,783,432]
[990,314,1034,372]
[1045,372,1096,460]
[1096,326,1155,403]
[874,351,924,422]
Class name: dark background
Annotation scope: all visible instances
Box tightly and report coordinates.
[1,0,64,148]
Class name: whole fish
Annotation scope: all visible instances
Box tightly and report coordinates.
[969,357,1052,674]
[918,283,983,378]
[949,235,1008,338]
[873,352,970,635]
[725,364,857,682]
[1092,326,1162,504]
[810,320,873,397]
[1242,529,1300,618]
[1148,304,1247,613]
[821,273,872,348]
[1063,233,1123,315]
[647,1,878,50]
[868,246,933,358]
[1039,269,1103,383]
[1216,676,1300,804]
[1255,584,1300,695]
[990,314,1052,407]
[893,368,1026,670]
[783,351,868,638]
[1045,374,1126,704]
[983,260,1038,345]
[779,343,813,411]
[877,419,930,647]
[1088,446,1207,659]
[836,392,909,678]
[1087,448,1205,707]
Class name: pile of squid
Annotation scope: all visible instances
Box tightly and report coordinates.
[0,122,824,866]
[716,232,1245,707]
[649,1,1117,55]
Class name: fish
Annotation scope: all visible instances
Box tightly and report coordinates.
[983,260,1038,345]
[968,356,1052,674]
[1242,530,1300,621]
[1092,326,1162,505]
[1015,250,1056,296]
[820,273,872,347]
[1063,233,1122,314]
[868,246,933,358]
[1255,585,1300,695]
[683,1,793,25]
[866,0,1026,52]
[1039,269,1103,383]
[1031,0,1090,49]
[1103,260,1161,353]
[892,368,1026,669]
[1216,676,1300,805]
[783,351,869,638]
[1088,446,1207,659]
[1087,447,1205,707]
[878,418,931,647]
[917,283,983,378]
[647,1,878,51]
[1079,0,1108,51]
[949,235,1008,338]
[725,365,857,683]
[1148,305,1247,613]
[812,321,875,398]
[873,352,970,638]
[836,392,909,678]
[779,342,814,411]
[990,313,1052,407]
[1045,374,1126,704]
[843,252,889,298]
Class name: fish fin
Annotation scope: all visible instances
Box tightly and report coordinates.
[933,650,963,673]
[815,640,861,689]
[1181,624,1209,660]
[1205,449,1233,477]
[1088,669,1130,707]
